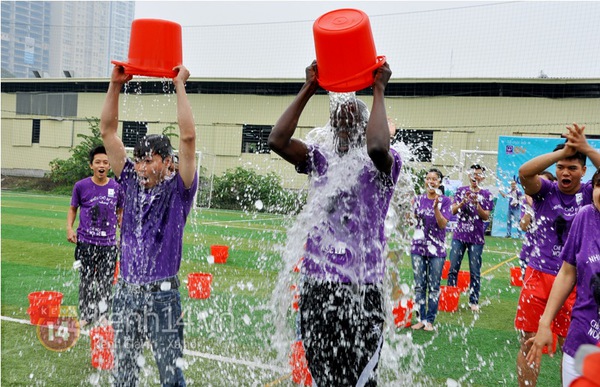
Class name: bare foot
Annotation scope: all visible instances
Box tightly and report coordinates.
[411,322,425,330]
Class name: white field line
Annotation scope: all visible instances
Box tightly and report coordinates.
[198,217,283,225]
[0,315,287,374]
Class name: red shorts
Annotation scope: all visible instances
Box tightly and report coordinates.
[514,266,576,337]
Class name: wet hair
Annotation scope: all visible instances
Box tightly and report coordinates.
[553,142,587,166]
[133,134,172,161]
[89,145,107,164]
[592,168,600,187]
[539,170,556,181]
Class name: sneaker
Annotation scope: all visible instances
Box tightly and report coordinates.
[469,304,480,312]
[411,322,425,330]
[424,323,434,331]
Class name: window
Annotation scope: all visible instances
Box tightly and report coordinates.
[31,119,40,144]
[16,92,77,117]
[241,124,272,154]
[122,121,148,148]
[393,129,434,162]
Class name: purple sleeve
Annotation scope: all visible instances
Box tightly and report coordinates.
[560,207,584,267]
[389,148,402,184]
[116,182,125,209]
[533,178,553,201]
[481,190,494,211]
[70,182,80,207]
[441,196,453,220]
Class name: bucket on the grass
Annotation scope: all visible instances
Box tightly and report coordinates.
[510,266,523,287]
[313,8,386,92]
[90,325,114,370]
[392,299,413,328]
[111,19,182,78]
[457,271,470,293]
[290,340,313,386]
[211,245,229,264]
[442,260,450,280]
[439,286,460,312]
[27,291,63,325]
[187,272,213,299]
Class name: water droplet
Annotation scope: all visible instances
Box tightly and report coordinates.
[136,355,145,367]
[254,200,264,210]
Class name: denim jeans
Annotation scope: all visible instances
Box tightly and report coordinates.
[447,239,483,305]
[507,206,522,237]
[411,254,444,324]
[112,281,186,387]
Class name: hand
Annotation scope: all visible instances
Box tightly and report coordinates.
[563,123,592,153]
[110,65,132,85]
[173,65,190,85]
[372,62,391,91]
[525,326,555,368]
[67,229,77,244]
[305,60,319,91]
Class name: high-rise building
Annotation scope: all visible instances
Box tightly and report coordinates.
[1,1,134,79]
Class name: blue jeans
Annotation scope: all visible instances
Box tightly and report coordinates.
[447,239,483,305]
[112,281,186,387]
[507,206,522,237]
[411,254,444,324]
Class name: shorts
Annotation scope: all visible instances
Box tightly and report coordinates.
[514,266,576,337]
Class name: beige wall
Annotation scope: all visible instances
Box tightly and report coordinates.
[2,88,599,187]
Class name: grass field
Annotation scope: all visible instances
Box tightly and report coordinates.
[1,191,562,386]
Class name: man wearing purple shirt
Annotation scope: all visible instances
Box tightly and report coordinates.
[268,60,400,386]
[101,64,197,386]
[446,164,494,312]
[67,145,123,327]
[515,123,600,387]
[527,168,600,386]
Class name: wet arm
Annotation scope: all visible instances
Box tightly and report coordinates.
[366,63,393,174]
[173,66,197,189]
[519,148,569,196]
[66,206,78,243]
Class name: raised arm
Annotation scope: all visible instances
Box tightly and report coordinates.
[172,65,196,189]
[100,66,131,178]
[267,61,316,166]
[366,62,393,174]
[518,146,571,196]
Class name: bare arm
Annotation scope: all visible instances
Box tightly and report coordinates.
[518,147,570,196]
[66,206,78,244]
[366,62,394,174]
[433,196,449,229]
[172,65,197,189]
[268,62,316,166]
[100,66,131,178]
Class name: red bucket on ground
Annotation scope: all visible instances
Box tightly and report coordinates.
[392,299,413,328]
[510,266,523,287]
[439,286,460,312]
[313,8,386,92]
[111,19,182,78]
[442,260,450,280]
[27,291,63,325]
[187,272,213,299]
[457,271,470,293]
[90,325,114,370]
[290,340,313,386]
[211,245,229,264]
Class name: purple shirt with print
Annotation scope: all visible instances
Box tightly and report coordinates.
[71,177,123,246]
[298,146,402,284]
[451,186,494,245]
[527,178,592,276]
[118,160,197,284]
[411,194,452,258]
[560,204,600,357]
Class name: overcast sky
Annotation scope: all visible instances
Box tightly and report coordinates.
[133,1,600,79]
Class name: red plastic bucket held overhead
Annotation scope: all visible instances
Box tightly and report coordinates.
[442,260,450,280]
[111,19,182,78]
[510,266,523,287]
[290,340,313,386]
[392,299,414,328]
[211,245,229,264]
[439,286,460,312]
[27,291,63,325]
[187,272,213,299]
[313,8,386,92]
[457,271,470,293]
[90,325,114,370]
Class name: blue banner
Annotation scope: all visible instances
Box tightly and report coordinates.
[491,136,600,237]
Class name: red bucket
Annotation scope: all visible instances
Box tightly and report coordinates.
[442,260,450,280]
[111,19,182,78]
[290,340,313,386]
[211,245,229,264]
[439,286,460,312]
[27,291,63,325]
[510,266,523,287]
[457,271,470,293]
[113,261,119,285]
[187,272,213,299]
[392,299,414,328]
[90,325,114,370]
[313,8,386,92]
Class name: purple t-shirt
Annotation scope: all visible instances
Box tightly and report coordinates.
[527,179,592,276]
[560,204,600,357]
[118,160,198,284]
[298,146,402,284]
[71,177,123,246]
[451,186,494,245]
[411,194,452,258]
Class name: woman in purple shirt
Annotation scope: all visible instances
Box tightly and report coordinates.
[527,168,600,386]
[410,168,452,331]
